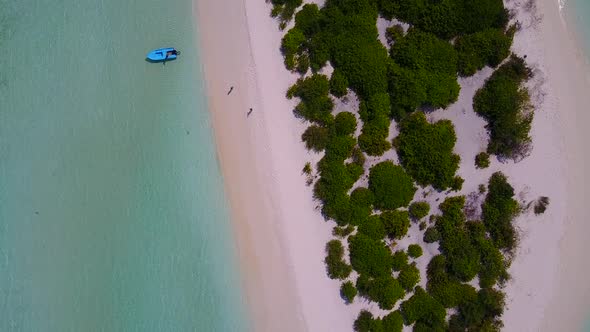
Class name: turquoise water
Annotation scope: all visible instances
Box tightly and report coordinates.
[0,0,249,331]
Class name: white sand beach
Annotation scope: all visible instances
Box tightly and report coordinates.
[194,0,590,330]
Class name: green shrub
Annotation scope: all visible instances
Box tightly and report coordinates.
[451,176,464,192]
[423,226,440,243]
[358,94,393,156]
[358,215,386,240]
[287,74,334,125]
[399,263,421,290]
[385,24,404,45]
[419,221,427,230]
[391,250,409,271]
[389,30,460,112]
[333,225,355,238]
[381,210,410,239]
[382,311,403,332]
[357,274,405,310]
[473,55,533,159]
[456,28,513,76]
[351,147,366,167]
[302,162,312,175]
[348,234,394,278]
[334,112,357,136]
[436,197,481,281]
[271,0,303,28]
[408,244,423,258]
[340,281,357,304]
[294,3,321,37]
[394,112,460,190]
[482,172,519,250]
[354,310,382,332]
[475,152,491,169]
[400,287,446,328]
[330,69,349,98]
[369,161,416,210]
[534,196,550,215]
[450,288,505,331]
[325,240,352,279]
[301,125,330,152]
[409,201,430,220]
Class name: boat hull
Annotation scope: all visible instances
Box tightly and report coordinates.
[146,48,178,62]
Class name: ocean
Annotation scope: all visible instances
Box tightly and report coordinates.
[0,0,249,331]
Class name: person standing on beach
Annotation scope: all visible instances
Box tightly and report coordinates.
[247,108,253,117]
[227,86,234,95]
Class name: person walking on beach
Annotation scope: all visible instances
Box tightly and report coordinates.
[247,108,253,117]
[227,86,234,95]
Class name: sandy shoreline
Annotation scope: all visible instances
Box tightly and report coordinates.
[193,0,590,330]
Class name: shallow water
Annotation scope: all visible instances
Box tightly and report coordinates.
[0,0,248,331]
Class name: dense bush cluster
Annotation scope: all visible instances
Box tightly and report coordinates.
[357,274,405,310]
[482,172,519,251]
[409,201,430,220]
[395,112,460,190]
[378,0,509,40]
[324,240,352,280]
[474,55,534,160]
[475,151,491,169]
[287,74,334,125]
[271,0,526,330]
[456,28,514,76]
[341,281,357,304]
[407,244,423,258]
[368,161,416,210]
[389,30,460,116]
[271,0,303,29]
[348,234,393,278]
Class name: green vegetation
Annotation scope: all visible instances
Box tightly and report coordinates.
[287,74,334,125]
[408,244,423,258]
[389,30,460,115]
[378,0,509,39]
[340,281,357,304]
[456,28,513,76]
[302,162,312,175]
[474,55,533,160]
[475,152,491,169]
[358,215,386,241]
[324,240,352,280]
[395,112,460,190]
[333,225,355,238]
[385,24,404,45]
[534,196,550,215]
[272,0,303,29]
[334,112,358,136]
[301,125,330,152]
[354,310,381,332]
[451,176,464,192]
[270,0,524,330]
[482,172,519,250]
[400,287,446,329]
[357,274,405,310]
[399,263,421,290]
[368,161,416,210]
[348,234,393,278]
[330,69,349,98]
[391,250,408,272]
[409,201,430,220]
[381,210,411,240]
[358,93,393,156]
[423,226,440,243]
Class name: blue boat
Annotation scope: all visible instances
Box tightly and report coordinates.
[146,47,179,62]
